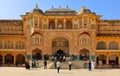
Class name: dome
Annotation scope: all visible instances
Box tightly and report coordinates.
[30,5,43,14]
[78,6,95,15]
[45,6,76,15]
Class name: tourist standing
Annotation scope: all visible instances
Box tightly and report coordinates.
[36,60,39,68]
[68,60,72,71]
[88,60,91,71]
[25,60,30,70]
[54,60,57,69]
[91,60,95,71]
[44,60,47,69]
[56,60,60,73]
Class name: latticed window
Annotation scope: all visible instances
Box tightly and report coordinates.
[97,41,106,50]
[4,41,13,49]
[83,17,87,28]
[108,41,118,50]
[16,41,25,49]
[79,34,90,45]
[34,17,39,28]
[66,21,72,29]
[49,21,55,29]
[32,34,42,44]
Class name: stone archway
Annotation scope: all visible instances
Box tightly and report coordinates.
[32,48,42,60]
[16,54,25,64]
[5,54,14,64]
[97,55,107,65]
[52,36,69,56]
[108,55,118,65]
[79,48,89,61]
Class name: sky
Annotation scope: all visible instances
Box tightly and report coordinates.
[0,0,120,19]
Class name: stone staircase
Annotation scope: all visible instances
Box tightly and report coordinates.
[49,61,83,69]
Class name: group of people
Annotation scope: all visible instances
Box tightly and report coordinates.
[52,54,66,62]
[24,60,39,70]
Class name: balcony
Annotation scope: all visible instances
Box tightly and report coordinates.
[96,50,120,52]
[0,48,26,52]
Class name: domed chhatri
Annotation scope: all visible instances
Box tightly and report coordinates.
[45,6,76,15]
[78,6,96,15]
[30,4,43,14]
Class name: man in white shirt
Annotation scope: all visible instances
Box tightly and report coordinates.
[91,60,95,71]
[56,60,60,73]
[68,60,72,71]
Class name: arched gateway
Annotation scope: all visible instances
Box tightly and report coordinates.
[79,48,90,61]
[52,36,69,56]
[5,54,14,64]
[32,48,42,60]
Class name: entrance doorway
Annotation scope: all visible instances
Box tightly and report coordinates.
[79,49,89,61]
[16,54,25,64]
[56,49,65,56]
[52,36,69,56]
[97,55,106,65]
[108,55,118,65]
[32,48,42,60]
[5,54,14,64]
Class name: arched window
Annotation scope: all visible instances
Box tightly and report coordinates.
[79,34,90,45]
[34,17,39,28]
[83,17,88,28]
[32,34,42,44]
[97,41,107,50]
[49,21,55,29]
[108,41,118,50]
[16,41,25,49]
[4,41,13,49]
[66,21,72,29]
[57,21,63,29]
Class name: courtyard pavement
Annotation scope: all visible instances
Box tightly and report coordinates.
[0,67,120,76]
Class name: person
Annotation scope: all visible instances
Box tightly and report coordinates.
[51,55,54,61]
[68,60,72,71]
[44,60,47,69]
[91,60,95,71]
[54,60,57,69]
[111,62,115,68]
[56,60,60,73]
[32,60,36,69]
[25,60,30,70]
[63,55,66,62]
[36,60,39,69]
[88,60,91,71]
[0,61,2,66]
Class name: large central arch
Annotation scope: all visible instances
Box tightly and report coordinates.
[52,36,69,56]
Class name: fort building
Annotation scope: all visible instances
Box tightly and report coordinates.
[0,5,120,67]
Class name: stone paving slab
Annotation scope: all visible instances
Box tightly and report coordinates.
[0,67,120,76]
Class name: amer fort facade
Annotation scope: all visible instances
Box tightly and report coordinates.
[0,5,120,68]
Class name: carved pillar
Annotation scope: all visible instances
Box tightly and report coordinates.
[14,55,16,64]
[106,41,109,50]
[72,19,74,29]
[3,55,5,64]
[47,18,49,29]
[63,18,66,29]
[38,17,39,28]
[55,18,57,29]
[106,55,109,65]
[119,55,120,65]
